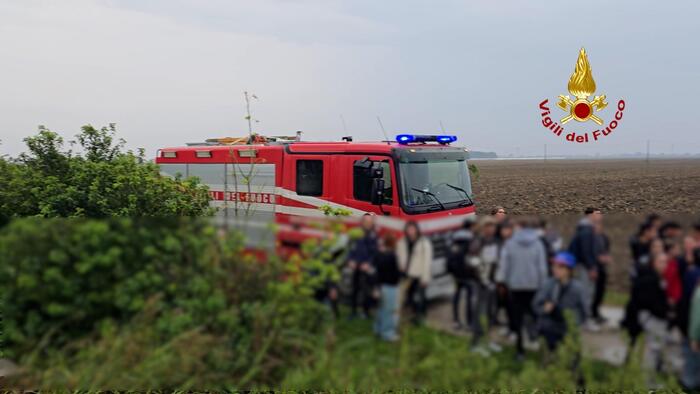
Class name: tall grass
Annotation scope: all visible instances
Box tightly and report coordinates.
[9,302,680,390]
[281,317,680,391]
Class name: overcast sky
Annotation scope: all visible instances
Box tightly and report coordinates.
[1,0,699,157]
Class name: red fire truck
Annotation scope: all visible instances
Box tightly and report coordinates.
[156,133,476,281]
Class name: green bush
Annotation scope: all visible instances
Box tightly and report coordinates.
[0,124,211,220]
[1,218,229,357]
[1,217,338,389]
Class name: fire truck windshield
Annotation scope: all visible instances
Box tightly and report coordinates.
[398,158,473,213]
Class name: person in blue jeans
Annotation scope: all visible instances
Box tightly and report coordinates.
[373,232,401,341]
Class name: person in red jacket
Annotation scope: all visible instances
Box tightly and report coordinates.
[665,242,683,305]
[664,242,683,332]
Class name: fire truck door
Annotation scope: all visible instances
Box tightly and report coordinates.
[348,156,399,216]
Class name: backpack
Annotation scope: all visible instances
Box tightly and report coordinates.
[447,240,477,280]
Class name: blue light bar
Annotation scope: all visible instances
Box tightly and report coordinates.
[396,134,457,145]
[436,135,457,144]
[396,134,415,144]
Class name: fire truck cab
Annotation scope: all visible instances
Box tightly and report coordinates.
[156,133,476,282]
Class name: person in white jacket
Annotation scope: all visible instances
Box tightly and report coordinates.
[397,221,433,324]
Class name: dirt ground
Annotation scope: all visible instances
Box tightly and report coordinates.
[471,158,700,215]
[470,158,700,292]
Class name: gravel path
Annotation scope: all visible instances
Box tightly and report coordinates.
[425,299,683,369]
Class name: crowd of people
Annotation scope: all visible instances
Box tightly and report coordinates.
[622,213,700,389]
[324,208,700,389]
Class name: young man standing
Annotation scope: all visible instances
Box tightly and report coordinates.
[496,217,549,360]
[568,207,603,331]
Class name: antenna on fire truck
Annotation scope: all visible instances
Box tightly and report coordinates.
[439,120,446,133]
[340,114,348,133]
[376,116,390,145]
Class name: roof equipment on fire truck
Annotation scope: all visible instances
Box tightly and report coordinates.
[187,131,302,146]
[395,134,457,145]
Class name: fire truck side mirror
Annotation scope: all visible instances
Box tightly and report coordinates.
[371,178,385,206]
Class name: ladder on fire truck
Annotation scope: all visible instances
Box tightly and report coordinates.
[186,131,302,146]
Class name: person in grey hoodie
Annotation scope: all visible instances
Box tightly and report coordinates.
[496,217,549,359]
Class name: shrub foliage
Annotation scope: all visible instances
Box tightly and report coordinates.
[1,218,332,389]
[0,124,211,222]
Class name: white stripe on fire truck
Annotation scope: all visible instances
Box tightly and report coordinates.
[208,186,475,232]
[215,218,333,239]
[274,188,368,216]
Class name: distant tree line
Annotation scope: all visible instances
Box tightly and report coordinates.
[468,150,498,159]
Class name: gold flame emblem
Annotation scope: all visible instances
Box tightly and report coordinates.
[557,48,607,125]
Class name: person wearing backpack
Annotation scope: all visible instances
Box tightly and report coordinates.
[532,252,587,350]
[447,219,476,330]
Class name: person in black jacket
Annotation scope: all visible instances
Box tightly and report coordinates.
[660,221,683,243]
[568,207,602,330]
[621,252,670,372]
[447,219,476,330]
[347,213,379,319]
[373,232,401,341]
[591,219,612,324]
[629,221,657,273]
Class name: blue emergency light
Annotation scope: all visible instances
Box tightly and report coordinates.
[396,134,415,143]
[396,134,457,145]
[436,135,457,144]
